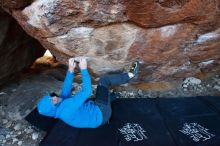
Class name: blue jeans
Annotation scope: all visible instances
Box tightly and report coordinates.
[95,73,130,125]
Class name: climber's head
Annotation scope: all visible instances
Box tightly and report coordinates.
[37,93,62,117]
[49,92,62,105]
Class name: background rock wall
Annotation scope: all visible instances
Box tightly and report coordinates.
[2,0,220,82]
[0,8,45,86]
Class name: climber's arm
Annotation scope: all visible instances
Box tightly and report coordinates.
[60,58,76,99]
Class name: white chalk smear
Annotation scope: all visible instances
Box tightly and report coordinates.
[83,1,90,12]
[160,25,177,38]
[68,27,94,38]
[196,32,219,44]
[23,0,57,28]
[199,60,214,67]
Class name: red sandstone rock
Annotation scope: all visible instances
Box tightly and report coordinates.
[2,0,220,81]
[1,0,32,9]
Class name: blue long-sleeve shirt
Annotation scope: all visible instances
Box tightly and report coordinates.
[37,69,103,128]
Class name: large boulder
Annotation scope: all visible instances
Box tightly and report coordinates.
[0,8,45,85]
[3,0,220,81]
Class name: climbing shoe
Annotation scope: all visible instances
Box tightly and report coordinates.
[129,61,139,79]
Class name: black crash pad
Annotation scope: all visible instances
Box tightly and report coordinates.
[111,99,175,146]
[25,108,57,133]
[156,97,216,119]
[39,98,175,146]
[198,96,220,113]
[25,97,220,146]
[157,97,220,146]
[165,115,220,146]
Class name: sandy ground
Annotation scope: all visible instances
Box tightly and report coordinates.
[0,56,219,146]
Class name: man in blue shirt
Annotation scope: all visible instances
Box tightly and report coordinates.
[37,57,139,128]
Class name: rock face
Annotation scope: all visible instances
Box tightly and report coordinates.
[3,0,220,81]
[0,8,45,85]
[1,0,32,9]
[5,74,63,120]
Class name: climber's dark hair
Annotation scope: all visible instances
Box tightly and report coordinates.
[50,92,59,97]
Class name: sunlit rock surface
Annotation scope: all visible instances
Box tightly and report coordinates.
[3,0,220,81]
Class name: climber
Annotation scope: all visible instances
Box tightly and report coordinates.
[37,57,139,128]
